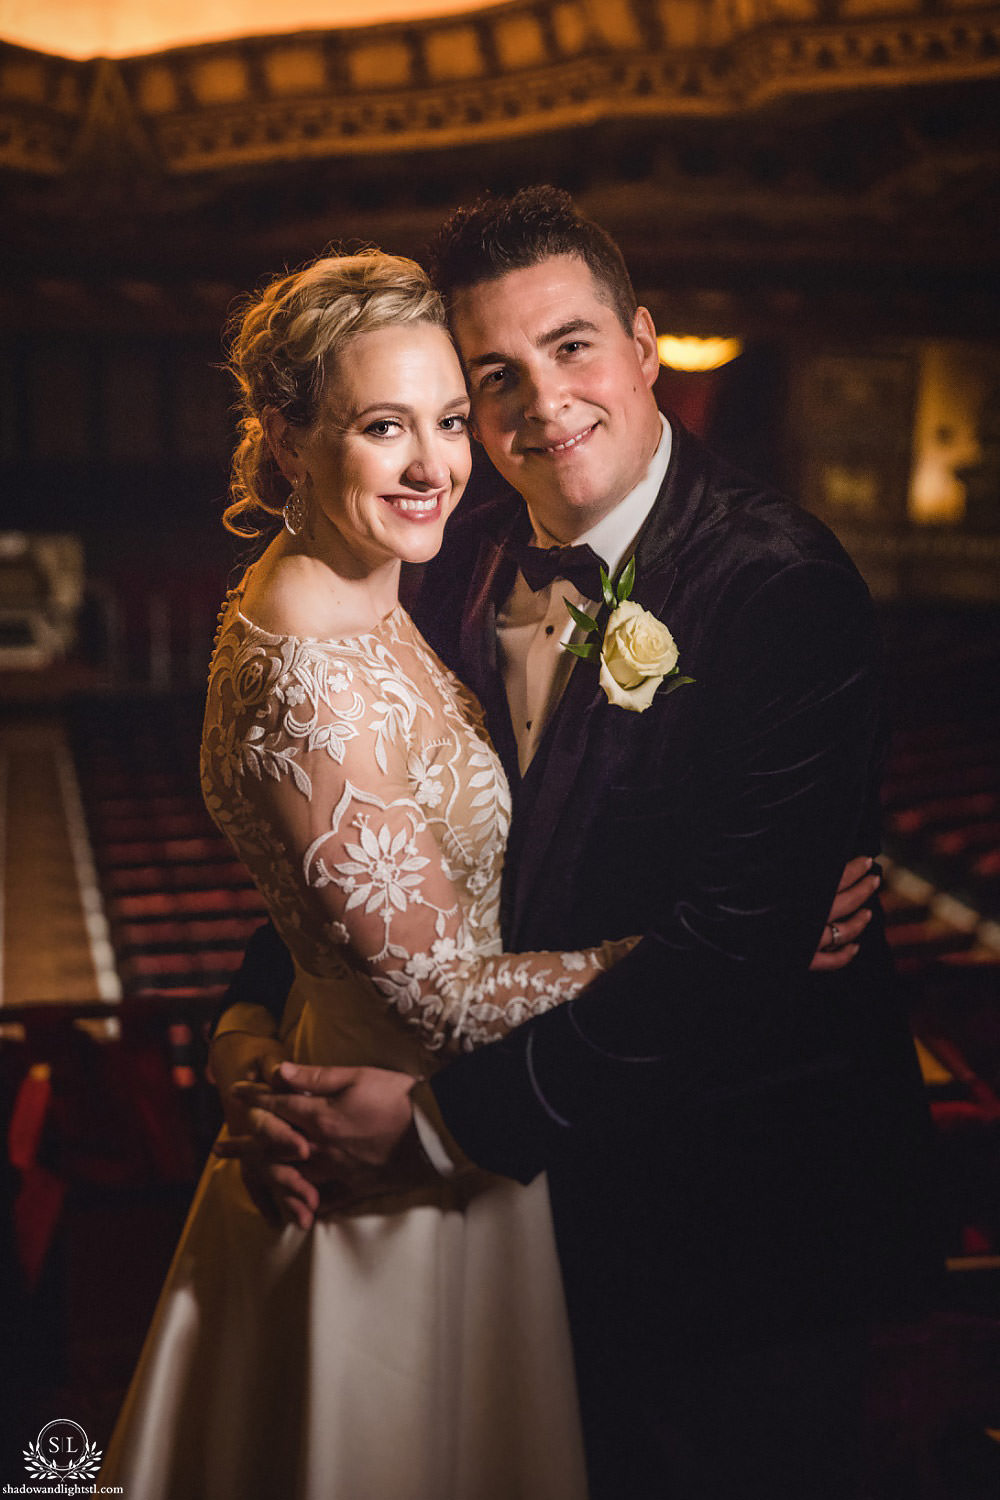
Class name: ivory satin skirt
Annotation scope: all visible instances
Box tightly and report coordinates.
[99,971,588,1500]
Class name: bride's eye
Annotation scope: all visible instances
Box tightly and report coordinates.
[365,418,401,438]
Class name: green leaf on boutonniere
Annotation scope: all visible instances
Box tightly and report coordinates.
[659,674,695,696]
[563,598,601,634]
[565,641,600,661]
[616,554,636,603]
[599,565,616,610]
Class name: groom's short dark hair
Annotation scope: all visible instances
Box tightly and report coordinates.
[428,185,638,335]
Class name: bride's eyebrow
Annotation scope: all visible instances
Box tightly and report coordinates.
[351,397,470,419]
[352,403,411,419]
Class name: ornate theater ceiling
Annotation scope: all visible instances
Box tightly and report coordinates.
[0,0,510,59]
[1,0,999,335]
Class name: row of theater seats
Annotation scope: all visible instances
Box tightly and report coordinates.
[877,610,1000,1273]
[70,694,266,1003]
[3,696,259,1318]
[881,616,1000,940]
[883,868,1000,1264]
[883,722,1000,929]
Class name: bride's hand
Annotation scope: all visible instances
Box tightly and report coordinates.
[209,1031,290,1133]
[209,1032,319,1230]
[217,1063,423,1201]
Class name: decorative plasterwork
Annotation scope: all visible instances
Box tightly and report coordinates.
[1,0,999,176]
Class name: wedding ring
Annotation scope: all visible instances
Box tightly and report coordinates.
[828,922,842,949]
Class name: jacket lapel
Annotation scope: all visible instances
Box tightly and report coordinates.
[456,509,524,787]
[508,421,715,934]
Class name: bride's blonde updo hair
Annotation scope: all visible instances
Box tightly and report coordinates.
[223,249,447,538]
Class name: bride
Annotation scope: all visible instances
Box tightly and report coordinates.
[99,250,632,1500]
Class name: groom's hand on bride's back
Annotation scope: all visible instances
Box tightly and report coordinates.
[809,856,882,972]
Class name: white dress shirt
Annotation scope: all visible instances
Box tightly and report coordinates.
[497,414,672,773]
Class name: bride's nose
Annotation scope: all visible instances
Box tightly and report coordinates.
[404,443,449,491]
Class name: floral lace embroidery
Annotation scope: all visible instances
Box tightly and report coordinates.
[202,602,609,1054]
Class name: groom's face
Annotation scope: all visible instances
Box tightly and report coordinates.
[449,253,662,541]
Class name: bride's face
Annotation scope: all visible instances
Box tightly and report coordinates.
[297,321,472,570]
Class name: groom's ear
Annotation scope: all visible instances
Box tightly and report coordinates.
[633,307,660,390]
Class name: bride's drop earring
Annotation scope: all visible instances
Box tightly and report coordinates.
[283,481,309,537]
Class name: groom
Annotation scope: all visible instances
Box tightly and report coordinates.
[211,188,936,1498]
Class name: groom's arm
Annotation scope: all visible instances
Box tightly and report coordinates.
[210,922,294,1112]
[429,555,893,1183]
[213,920,294,1039]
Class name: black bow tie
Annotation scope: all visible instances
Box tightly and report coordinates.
[512,541,607,600]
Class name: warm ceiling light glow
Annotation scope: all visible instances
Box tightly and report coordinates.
[657,336,743,373]
[0,1,508,60]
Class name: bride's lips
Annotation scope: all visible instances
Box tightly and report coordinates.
[381,490,446,521]
[523,423,599,458]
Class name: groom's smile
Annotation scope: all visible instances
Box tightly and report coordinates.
[523,421,599,457]
[451,254,664,542]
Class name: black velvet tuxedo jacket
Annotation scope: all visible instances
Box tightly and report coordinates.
[222,420,936,1371]
[419,421,936,1345]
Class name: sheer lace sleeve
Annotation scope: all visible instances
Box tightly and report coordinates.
[203,620,623,1055]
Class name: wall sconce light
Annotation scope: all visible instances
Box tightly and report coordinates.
[657,336,743,372]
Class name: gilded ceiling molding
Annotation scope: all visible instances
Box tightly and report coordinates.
[1,0,999,176]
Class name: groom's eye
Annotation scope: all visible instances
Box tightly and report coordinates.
[479,368,509,392]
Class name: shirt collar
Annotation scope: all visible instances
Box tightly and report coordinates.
[530,413,672,578]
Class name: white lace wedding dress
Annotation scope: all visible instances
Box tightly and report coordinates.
[100,587,610,1500]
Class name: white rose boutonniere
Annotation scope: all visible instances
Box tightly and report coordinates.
[565,557,693,713]
[600,600,678,711]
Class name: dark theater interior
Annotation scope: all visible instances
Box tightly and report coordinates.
[1,1,999,1494]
